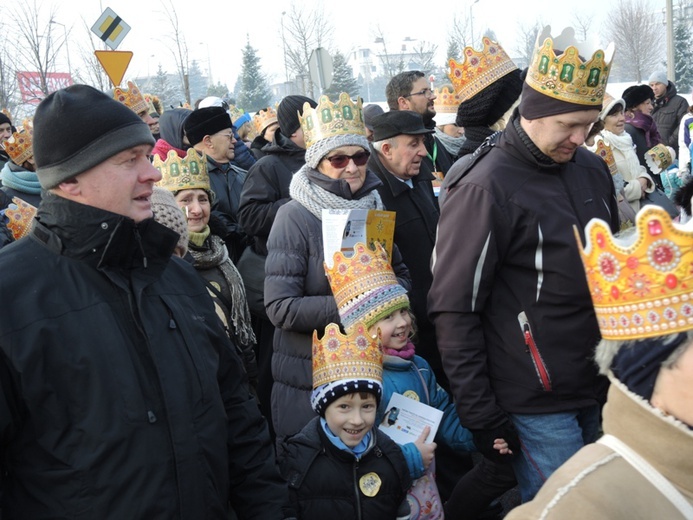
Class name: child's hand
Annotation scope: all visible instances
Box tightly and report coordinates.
[493,438,513,456]
[414,426,436,469]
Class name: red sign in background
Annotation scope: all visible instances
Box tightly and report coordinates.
[16,72,73,105]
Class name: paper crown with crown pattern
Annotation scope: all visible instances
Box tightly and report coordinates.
[4,197,37,240]
[525,26,615,107]
[253,106,278,135]
[593,139,618,175]
[577,206,693,340]
[299,93,367,150]
[113,81,149,115]
[325,242,409,331]
[1,119,33,165]
[312,322,383,388]
[153,148,210,192]
[448,37,518,102]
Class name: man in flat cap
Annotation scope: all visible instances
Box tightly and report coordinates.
[429,27,620,502]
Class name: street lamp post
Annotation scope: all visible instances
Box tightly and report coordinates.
[469,0,480,47]
[281,12,289,85]
[50,20,72,82]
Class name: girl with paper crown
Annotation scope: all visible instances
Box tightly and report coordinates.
[325,241,517,520]
[263,92,411,450]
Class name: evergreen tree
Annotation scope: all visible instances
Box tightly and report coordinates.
[324,51,359,98]
[237,39,272,112]
[207,82,230,98]
[150,64,184,110]
[674,19,693,93]
[446,39,461,65]
[188,60,208,106]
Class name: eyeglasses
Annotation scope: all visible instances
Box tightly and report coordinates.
[404,88,434,99]
[324,151,370,168]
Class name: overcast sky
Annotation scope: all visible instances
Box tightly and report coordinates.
[31,0,667,89]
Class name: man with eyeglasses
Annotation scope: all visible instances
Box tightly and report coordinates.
[386,71,456,179]
[185,106,248,262]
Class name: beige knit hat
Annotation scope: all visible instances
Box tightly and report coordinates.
[151,186,189,256]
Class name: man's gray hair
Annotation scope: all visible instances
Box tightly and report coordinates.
[372,138,397,153]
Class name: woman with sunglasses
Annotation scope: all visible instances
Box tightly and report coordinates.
[263,93,411,450]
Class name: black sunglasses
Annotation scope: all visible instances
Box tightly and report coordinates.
[324,151,370,168]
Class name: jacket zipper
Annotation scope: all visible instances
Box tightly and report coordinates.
[353,461,362,520]
[517,311,552,391]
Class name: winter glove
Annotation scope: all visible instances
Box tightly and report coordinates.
[471,418,521,465]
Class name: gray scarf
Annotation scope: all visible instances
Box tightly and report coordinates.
[434,127,466,157]
[189,234,256,347]
[289,165,383,219]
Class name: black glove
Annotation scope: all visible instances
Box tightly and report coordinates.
[471,418,521,465]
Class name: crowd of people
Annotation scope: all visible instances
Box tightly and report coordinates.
[0,24,692,520]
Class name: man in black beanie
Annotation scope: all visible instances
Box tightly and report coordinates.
[0,84,289,519]
[430,27,620,503]
[237,93,317,438]
[185,106,248,262]
[0,112,14,170]
[386,71,455,177]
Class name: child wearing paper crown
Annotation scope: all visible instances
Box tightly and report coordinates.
[325,242,517,520]
[278,322,412,520]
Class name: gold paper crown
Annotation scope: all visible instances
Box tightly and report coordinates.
[525,26,615,107]
[448,37,518,102]
[154,148,210,192]
[645,144,675,174]
[299,93,366,150]
[143,93,162,115]
[228,105,244,124]
[113,81,148,115]
[433,85,463,115]
[577,206,693,340]
[312,322,383,389]
[325,242,409,330]
[593,139,618,175]
[1,120,33,165]
[253,107,278,135]
[1,108,11,120]
[4,197,37,240]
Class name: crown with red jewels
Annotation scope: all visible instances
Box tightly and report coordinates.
[4,197,37,240]
[448,37,518,102]
[113,81,148,115]
[593,139,618,175]
[433,85,462,117]
[312,322,383,389]
[253,106,278,135]
[526,26,615,107]
[577,206,693,340]
[325,242,409,330]
[154,148,210,192]
[299,93,366,149]
[1,119,33,165]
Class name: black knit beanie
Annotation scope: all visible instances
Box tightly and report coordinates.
[622,85,655,110]
[33,84,155,190]
[0,113,11,127]
[277,95,317,137]
[184,107,232,146]
[456,69,523,128]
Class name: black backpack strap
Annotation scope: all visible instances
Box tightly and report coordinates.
[439,131,500,208]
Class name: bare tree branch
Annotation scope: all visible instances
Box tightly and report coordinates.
[161,0,190,103]
[603,0,664,83]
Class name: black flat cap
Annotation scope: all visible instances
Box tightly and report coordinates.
[371,110,433,141]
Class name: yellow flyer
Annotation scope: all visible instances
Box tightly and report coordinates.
[322,209,396,267]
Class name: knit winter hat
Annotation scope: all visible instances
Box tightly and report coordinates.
[33,84,155,189]
[456,69,523,128]
[622,85,655,110]
[363,104,385,131]
[648,70,668,86]
[0,112,11,127]
[325,242,410,331]
[277,95,317,137]
[151,186,189,256]
[184,107,232,146]
[599,92,626,121]
[310,322,384,416]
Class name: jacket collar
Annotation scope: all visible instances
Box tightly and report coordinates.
[603,376,693,494]
[501,114,568,171]
[31,192,179,273]
[368,145,435,197]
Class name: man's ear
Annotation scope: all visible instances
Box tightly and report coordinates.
[397,97,410,111]
[56,177,81,197]
[380,141,393,160]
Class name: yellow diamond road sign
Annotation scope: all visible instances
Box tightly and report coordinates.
[91,8,130,51]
